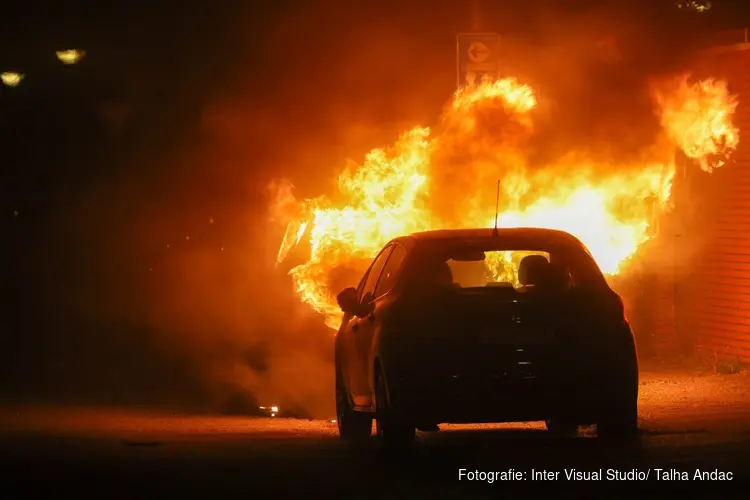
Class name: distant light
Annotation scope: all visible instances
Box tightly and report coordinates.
[271,406,279,413]
[675,0,711,11]
[1,72,23,87]
[56,49,86,65]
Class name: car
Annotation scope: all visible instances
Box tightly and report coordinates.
[333,227,639,446]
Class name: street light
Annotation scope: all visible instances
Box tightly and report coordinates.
[56,49,86,65]
[1,72,23,87]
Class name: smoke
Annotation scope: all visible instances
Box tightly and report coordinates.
[430,2,704,212]
[506,4,692,160]
[7,1,716,417]
[265,2,723,350]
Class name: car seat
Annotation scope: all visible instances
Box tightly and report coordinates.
[518,254,550,288]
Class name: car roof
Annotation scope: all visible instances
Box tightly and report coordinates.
[391,227,584,248]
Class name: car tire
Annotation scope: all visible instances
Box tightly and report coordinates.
[545,419,578,437]
[597,391,639,441]
[597,412,638,441]
[375,370,415,448]
[336,364,372,442]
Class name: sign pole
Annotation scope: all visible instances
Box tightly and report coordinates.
[457,33,462,90]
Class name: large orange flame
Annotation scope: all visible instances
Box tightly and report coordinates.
[272,75,739,329]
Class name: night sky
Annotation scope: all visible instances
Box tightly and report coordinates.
[2,0,749,415]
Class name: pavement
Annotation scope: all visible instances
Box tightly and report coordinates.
[2,370,750,497]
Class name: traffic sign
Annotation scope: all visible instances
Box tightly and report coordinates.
[457,33,500,89]
[468,42,491,63]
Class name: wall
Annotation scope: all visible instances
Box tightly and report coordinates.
[677,41,750,364]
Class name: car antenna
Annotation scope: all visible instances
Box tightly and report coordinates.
[492,179,500,237]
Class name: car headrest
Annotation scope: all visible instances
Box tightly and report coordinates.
[433,261,454,287]
[518,254,549,286]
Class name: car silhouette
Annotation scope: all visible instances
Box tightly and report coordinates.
[334,227,639,446]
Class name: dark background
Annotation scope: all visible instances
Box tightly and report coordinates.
[2,0,747,416]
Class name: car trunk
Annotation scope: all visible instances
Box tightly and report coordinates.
[391,287,565,380]
[387,286,630,422]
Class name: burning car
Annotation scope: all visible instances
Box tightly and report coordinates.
[269,76,738,445]
[334,227,639,445]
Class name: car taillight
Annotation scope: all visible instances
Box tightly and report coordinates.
[590,289,627,327]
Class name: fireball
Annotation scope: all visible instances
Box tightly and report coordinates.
[272,75,739,329]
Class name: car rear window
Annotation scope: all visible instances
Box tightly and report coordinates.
[402,238,605,290]
[448,251,550,288]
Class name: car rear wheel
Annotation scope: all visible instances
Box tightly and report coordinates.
[336,365,372,442]
[597,389,639,441]
[597,411,638,441]
[375,370,415,448]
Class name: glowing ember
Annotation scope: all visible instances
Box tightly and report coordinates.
[271,76,739,329]
[259,405,280,417]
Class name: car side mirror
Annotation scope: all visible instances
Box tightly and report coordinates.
[337,287,374,317]
[336,287,360,315]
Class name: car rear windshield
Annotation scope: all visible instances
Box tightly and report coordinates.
[449,250,551,288]
[405,239,605,290]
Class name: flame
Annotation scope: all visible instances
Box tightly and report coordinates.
[272,76,739,329]
[259,405,280,417]
[655,76,739,172]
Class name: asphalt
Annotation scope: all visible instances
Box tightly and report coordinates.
[2,371,750,498]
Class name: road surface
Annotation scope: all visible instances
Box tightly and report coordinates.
[2,370,750,497]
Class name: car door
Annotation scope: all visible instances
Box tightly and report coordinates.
[341,245,393,406]
[352,242,409,406]
[338,269,369,399]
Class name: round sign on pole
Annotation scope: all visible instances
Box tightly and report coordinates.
[467,42,491,63]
